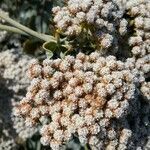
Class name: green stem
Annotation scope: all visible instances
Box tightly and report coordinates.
[0,12,56,42]
[84,144,89,150]
[0,24,28,35]
[36,141,41,150]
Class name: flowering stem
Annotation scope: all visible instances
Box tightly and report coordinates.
[0,12,56,42]
[0,24,28,35]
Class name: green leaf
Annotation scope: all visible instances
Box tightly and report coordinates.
[43,41,69,59]
[43,41,57,51]
[42,41,58,58]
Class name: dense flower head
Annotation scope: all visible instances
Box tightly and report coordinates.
[126,0,150,58]
[15,52,145,149]
[52,0,150,57]
[53,0,128,52]
[53,0,125,35]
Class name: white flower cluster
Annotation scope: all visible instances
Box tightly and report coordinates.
[53,0,150,57]
[12,100,38,141]
[15,52,145,149]
[0,48,37,149]
[127,0,150,80]
[0,49,30,93]
[0,139,16,150]
[53,0,126,50]
[115,0,150,108]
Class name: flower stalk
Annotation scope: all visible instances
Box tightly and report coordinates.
[0,12,56,42]
[0,24,28,35]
